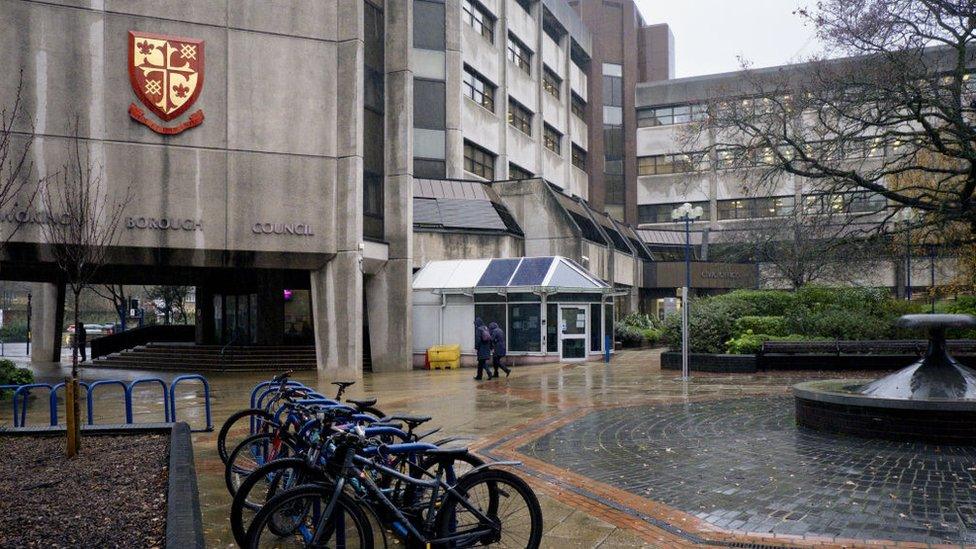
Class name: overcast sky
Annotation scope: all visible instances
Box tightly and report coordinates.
[635,0,825,78]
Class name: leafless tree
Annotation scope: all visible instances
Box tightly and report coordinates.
[0,71,46,251]
[144,285,191,324]
[91,284,130,329]
[708,208,888,289]
[684,0,976,236]
[40,124,132,379]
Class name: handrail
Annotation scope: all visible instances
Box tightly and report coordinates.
[126,378,170,423]
[169,374,213,432]
[90,324,194,359]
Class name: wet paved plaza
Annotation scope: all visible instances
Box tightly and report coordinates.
[6,349,976,547]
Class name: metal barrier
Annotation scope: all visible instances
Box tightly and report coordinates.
[126,378,170,423]
[169,374,213,432]
[5,376,211,430]
[50,381,92,426]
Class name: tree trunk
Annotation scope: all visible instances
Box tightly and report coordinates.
[67,289,81,455]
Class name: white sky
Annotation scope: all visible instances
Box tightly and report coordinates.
[635,0,826,78]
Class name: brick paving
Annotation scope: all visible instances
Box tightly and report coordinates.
[11,349,976,547]
[519,396,976,545]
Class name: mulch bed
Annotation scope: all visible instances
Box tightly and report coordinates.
[0,433,169,548]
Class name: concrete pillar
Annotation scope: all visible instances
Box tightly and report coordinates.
[311,252,363,379]
[366,0,414,373]
[30,282,64,363]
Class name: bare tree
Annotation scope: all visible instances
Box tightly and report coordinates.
[0,71,46,252]
[709,209,888,289]
[685,1,976,235]
[40,125,131,456]
[144,285,191,324]
[91,284,130,330]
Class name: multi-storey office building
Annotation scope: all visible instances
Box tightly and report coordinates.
[570,0,673,223]
[414,0,593,199]
[632,63,960,299]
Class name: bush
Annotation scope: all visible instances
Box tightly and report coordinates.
[784,308,892,340]
[711,289,798,316]
[0,359,33,398]
[734,316,788,337]
[615,324,644,347]
[0,321,28,342]
[943,296,976,316]
[725,332,830,355]
[663,297,744,354]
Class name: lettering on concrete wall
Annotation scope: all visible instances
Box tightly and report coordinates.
[701,269,743,280]
[251,223,315,236]
[126,217,203,231]
[0,209,70,225]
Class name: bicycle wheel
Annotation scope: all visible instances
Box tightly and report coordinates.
[225,432,297,497]
[244,484,374,549]
[403,451,486,516]
[435,468,543,548]
[218,408,278,464]
[231,457,322,547]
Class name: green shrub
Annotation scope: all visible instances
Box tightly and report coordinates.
[725,332,831,354]
[943,296,976,316]
[663,297,743,354]
[615,324,644,347]
[734,316,788,337]
[794,285,888,313]
[712,289,798,316]
[784,308,891,340]
[0,359,33,398]
[0,321,28,342]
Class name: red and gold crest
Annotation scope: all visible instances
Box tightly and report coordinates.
[128,31,205,135]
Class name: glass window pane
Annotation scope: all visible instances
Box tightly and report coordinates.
[414,0,446,50]
[477,258,521,286]
[546,303,558,352]
[414,79,446,130]
[590,303,602,352]
[508,303,541,352]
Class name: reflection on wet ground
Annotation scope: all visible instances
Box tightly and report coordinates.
[3,350,948,548]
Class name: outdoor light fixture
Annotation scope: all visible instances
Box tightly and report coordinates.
[671,202,704,382]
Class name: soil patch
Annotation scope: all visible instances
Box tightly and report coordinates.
[0,433,169,548]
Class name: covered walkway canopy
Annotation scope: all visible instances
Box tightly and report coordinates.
[412,257,614,364]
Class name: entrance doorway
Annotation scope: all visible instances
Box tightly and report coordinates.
[558,305,587,361]
[213,293,257,345]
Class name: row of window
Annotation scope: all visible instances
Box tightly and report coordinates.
[462,0,495,43]
[462,138,585,181]
[636,192,888,224]
[637,103,708,127]
[507,34,531,74]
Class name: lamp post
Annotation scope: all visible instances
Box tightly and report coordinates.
[672,202,704,381]
[25,291,31,357]
[895,208,917,300]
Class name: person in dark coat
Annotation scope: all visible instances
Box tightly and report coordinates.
[473,317,493,380]
[76,321,87,362]
[489,322,511,378]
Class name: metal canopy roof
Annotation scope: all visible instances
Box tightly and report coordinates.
[412,256,610,292]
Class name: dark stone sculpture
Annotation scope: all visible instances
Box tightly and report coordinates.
[859,314,976,399]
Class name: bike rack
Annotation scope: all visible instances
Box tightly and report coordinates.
[8,376,211,429]
[169,374,213,432]
[9,383,53,427]
[250,380,307,409]
[126,378,170,423]
[86,380,129,425]
[49,381,92,426]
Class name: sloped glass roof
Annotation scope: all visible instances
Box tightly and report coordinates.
[413,257,609,292]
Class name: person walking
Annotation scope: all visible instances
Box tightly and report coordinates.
[76,321,87,362]
[473,317,493,380]
[489,321,511,378]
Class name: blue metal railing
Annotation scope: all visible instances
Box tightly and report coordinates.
[169,374,213,432]
[4,376,212,431]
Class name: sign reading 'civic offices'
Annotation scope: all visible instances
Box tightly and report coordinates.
[128,31,205,135]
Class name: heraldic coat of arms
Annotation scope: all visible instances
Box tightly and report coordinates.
[128,31,205,135]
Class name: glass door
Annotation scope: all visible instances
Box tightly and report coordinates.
[559,306,588,361]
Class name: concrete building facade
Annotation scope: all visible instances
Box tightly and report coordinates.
[0,0,415,377]
[570,0,673,223]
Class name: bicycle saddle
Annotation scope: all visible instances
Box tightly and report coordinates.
[385,415,432,430]
[272,370,294,383]
[332,381,356,389]
[347,397,377,409]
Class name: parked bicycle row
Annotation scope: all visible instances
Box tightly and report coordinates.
[218,371,544,548]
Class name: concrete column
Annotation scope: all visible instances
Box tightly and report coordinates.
[444,0,464,178]
[366,258,412,371]
[30,282,64,363]
[311,253,363,379]
[367,0,414,372]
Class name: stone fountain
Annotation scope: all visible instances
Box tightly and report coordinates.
[794,314,976,444]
